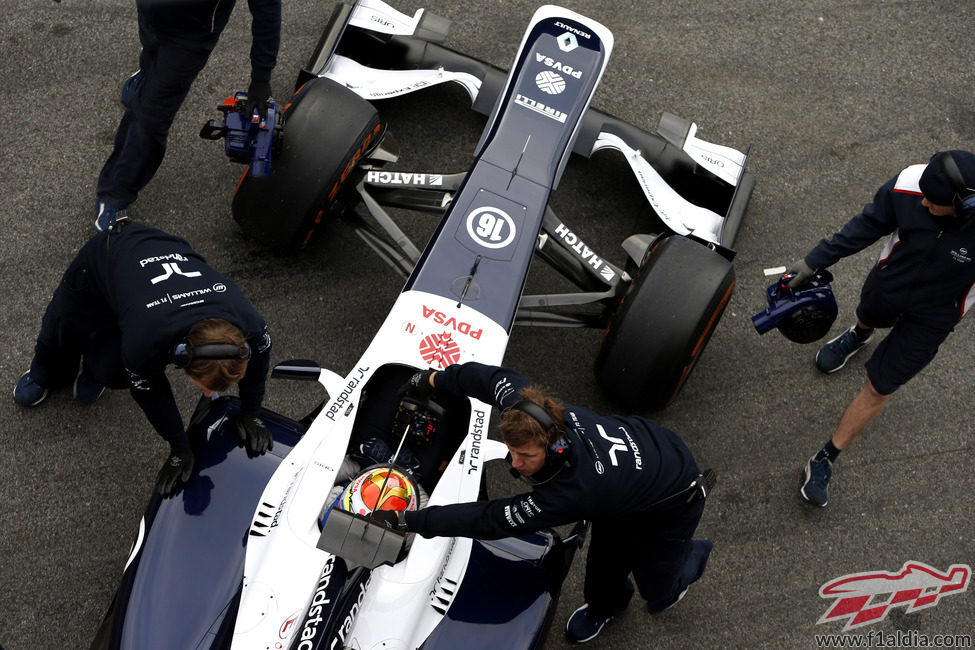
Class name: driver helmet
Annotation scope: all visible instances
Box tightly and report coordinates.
[340,465,419,516]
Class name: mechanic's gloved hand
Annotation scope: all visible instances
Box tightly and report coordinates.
[786,259,817,289]
[370,509,407,532]
[357,437,422,478]
[235,412,273,458]
[358,436,393,464]
[244,80,272,120]
[155,445,194,497]
[398,369,436,400]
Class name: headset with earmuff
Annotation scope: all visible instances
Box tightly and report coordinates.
[507,398,571,485]
[171,341,251,368]
[938,151,975,218]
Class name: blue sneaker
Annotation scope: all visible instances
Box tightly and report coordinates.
[94,201,129,232]
[13,372,48,407]
[800,456,832,507]
[565,579,633,643]
[815,326,872,373]
[120,69,143,106]
[73,368,105,405]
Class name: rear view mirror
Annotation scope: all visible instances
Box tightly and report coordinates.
[271,359,322,380]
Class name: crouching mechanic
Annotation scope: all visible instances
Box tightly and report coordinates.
[786,150,975,507]
[13,220,273,496]
[375,362,714,644]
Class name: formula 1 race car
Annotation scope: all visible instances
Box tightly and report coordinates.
[202,0,754,412]
[92,3,752,649]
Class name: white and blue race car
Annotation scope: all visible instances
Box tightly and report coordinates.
[92,3,753,648]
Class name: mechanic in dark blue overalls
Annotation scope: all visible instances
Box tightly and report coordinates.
[786,150,975,508]
[93,0,281,230]
[382,362,714,644]
[13,220,273,496]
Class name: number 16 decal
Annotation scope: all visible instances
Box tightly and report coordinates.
[466,206,517,249]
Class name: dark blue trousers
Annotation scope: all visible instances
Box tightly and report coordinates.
[583,495,707,615]
[96,13,217,207]
[29,232,127,390]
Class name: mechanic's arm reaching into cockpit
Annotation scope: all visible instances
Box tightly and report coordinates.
[400,361,529,411]
[397,481,580,540]
[381,362,582,538]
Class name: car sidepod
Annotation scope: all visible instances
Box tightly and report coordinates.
[89,397,304,650]
[418,532,573,650]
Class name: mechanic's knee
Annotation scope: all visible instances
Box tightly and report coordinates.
[863,379,892,403]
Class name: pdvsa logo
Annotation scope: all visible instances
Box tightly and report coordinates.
[817,561,970,631]
[535,53,582,78]
[535,70,565,95]
[419,332,461,369]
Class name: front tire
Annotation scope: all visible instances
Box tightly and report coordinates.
[595,235,735,411]
[233,77,383,254]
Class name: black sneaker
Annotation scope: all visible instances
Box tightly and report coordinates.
[800,456,832,507]
[565,579,633,643]
[120,69,143,106]
[815,326,872,373]
[13,371,48,407]
[94,201,129,232]
[73,368,105,405]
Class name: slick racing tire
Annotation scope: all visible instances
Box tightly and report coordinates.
[233,77,383,254]
[595,235,735,411]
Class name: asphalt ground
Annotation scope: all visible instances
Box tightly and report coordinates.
[1,2,972,649]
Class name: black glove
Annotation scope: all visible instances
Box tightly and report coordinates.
[357,437,422,478]
[370,509,407,532]
[786,259,817,289]
[244,80,272,120]
[399,369,436,400]
[236,412,273,458]
[155,445,194,497]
